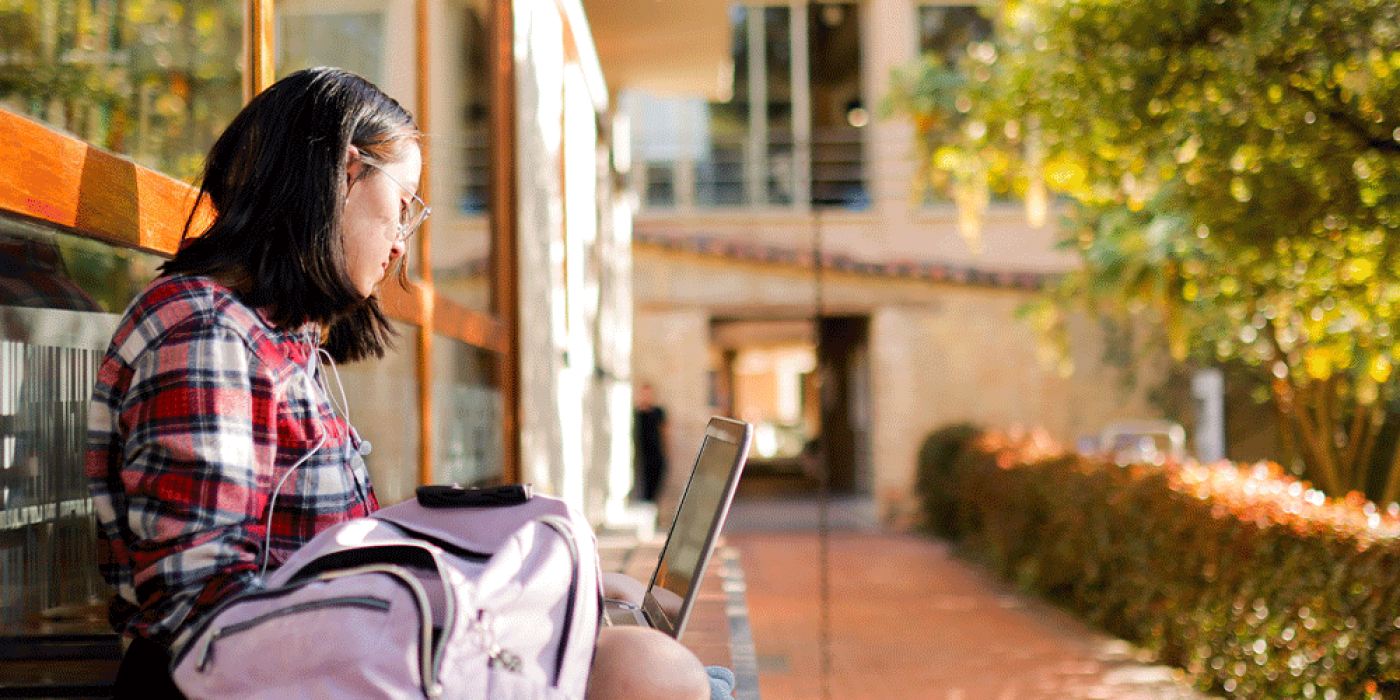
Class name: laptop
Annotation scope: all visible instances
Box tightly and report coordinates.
[603,415,753,638]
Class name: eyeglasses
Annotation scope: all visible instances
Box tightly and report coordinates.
[365,162,431,242]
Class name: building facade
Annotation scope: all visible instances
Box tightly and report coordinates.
[619,0,1177,520]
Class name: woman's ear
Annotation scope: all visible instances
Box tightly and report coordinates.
[345,144,362,183]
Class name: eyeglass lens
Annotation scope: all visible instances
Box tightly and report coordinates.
[367,162,429,241]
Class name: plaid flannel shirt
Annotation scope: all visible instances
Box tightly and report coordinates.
[87,275,378,646]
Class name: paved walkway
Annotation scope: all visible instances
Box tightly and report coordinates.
[723,497,1216,700]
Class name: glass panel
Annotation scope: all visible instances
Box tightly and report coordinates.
[277,12,386,85]
[441,3,491,216]
[701,6,750,207]
[338,321,421,507]
[809,2,866,210]
[431,335,501,487]
[764,5,794,206]
[622,91,708,211]
[644,162,677,208]
[1,217,165,315]
[0,216,163,633]
[917,5,993,68]
[0,0,245,183]
[695,139,746,207]
[432,0,493,314]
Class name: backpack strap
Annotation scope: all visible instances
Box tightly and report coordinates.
[282,543,442,583]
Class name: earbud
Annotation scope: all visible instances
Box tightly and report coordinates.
[349,425,372,456]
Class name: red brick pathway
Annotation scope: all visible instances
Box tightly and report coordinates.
[728,529,1214,700]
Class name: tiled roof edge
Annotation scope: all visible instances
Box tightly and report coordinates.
[634,229,1057,291]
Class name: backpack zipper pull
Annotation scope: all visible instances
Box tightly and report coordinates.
[488,645,522,673]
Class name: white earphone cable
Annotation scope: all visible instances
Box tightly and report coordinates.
[257,343,358,578]
[258,430,326,578]
[314,348,354,425]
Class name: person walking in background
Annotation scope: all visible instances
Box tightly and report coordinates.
[634,382,669,503]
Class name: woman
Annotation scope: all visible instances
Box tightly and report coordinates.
[86,67,427,697]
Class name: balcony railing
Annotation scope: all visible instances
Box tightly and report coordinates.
[637,126,868,212]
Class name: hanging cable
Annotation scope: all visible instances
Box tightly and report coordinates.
[812,205,832,700]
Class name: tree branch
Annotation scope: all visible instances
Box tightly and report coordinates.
[1263,319,1339,492]
[1381,441,1400,507]
[1265,64,1400,155]
[1347,400,1381,495]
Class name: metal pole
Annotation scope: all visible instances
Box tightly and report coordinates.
[812,204,832,700]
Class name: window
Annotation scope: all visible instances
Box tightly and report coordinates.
[625,2,867,211]
[916,5,1009,206]
[430,0,496,316]
[763,6,795,206]
[644,163,677,208]
[0,0,245,182]
[807,3,865,209]
[450,6,495,215]
[917,5,993,68]
[278,12,386,85]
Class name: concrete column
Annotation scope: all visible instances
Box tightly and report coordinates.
[746,7,768,208]
[791,1,812,211]
[862,0,920,231]
[632,309,712,505]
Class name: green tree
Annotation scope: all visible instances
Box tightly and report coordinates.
[887,0,1400,502]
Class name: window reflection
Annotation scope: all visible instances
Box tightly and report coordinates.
[432,336,501,487]
[0,217,161,314]
[0,0,245,183]
[0,217,162,633]
[277,12,386,87]
[426,0,494,314]
[445,6,492,217]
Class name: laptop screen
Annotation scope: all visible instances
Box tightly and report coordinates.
[644,420,748,636]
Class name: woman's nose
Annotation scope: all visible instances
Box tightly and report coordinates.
[389,236,408,258]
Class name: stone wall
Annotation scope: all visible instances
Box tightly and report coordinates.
[633,243,1173,522]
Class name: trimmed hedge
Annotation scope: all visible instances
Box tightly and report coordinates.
[921,428,1400,700]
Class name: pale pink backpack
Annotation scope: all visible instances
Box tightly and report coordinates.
[171,488,603,699]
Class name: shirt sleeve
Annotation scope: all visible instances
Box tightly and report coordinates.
[117,316,280,644]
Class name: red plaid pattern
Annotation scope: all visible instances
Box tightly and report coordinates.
[87,275,378,646]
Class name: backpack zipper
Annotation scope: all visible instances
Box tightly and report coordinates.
[537,516,583,688]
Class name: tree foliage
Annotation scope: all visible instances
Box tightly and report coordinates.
[886,0,1400,502]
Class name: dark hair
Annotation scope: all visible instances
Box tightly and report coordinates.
[163,67,419,362]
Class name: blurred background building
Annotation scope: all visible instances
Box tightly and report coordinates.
[614,2,1174,512]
